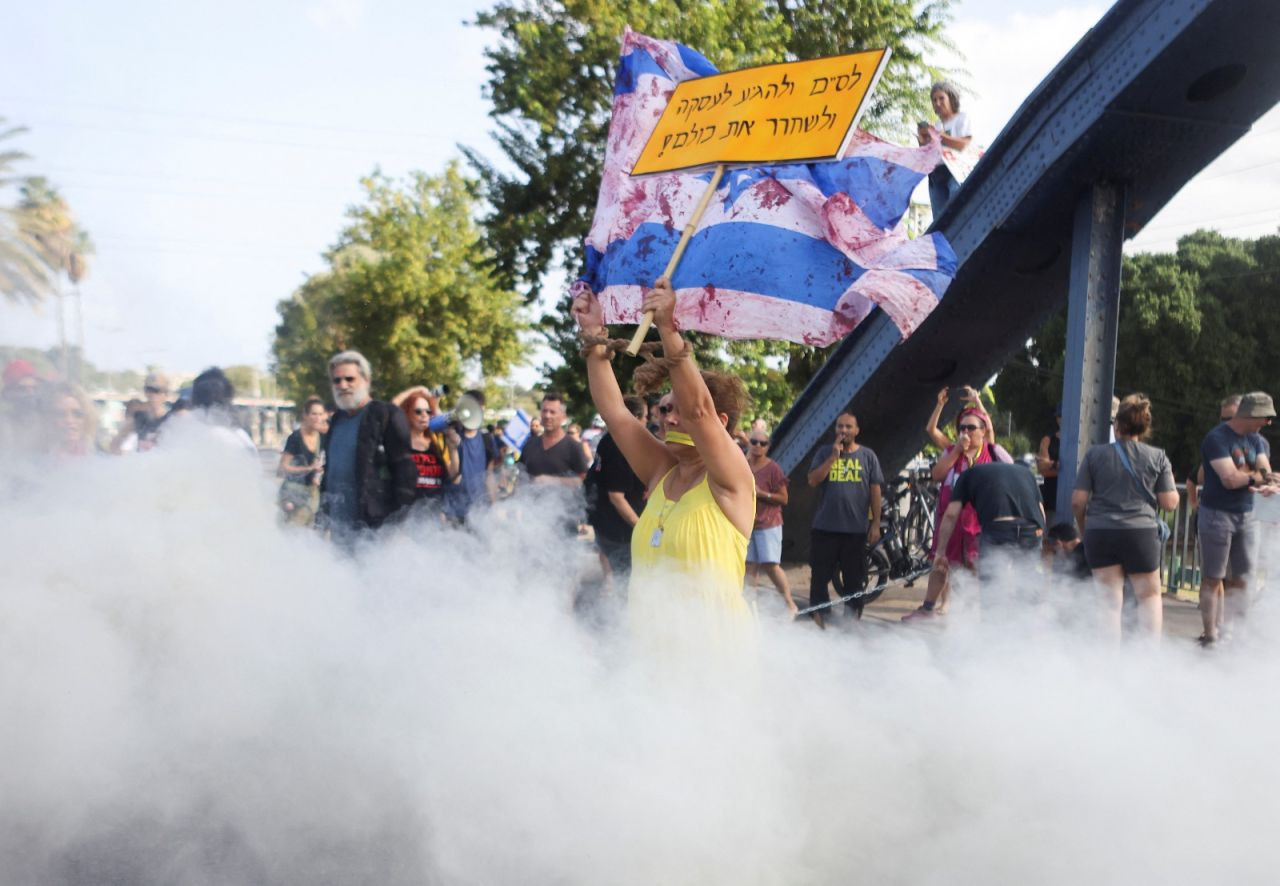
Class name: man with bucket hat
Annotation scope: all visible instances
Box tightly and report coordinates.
[1196,391,1277,646]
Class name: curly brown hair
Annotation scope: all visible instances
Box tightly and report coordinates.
[634,364,751,430]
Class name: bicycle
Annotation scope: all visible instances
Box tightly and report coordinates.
[861,475,935,599]
[794,473,936,618]
[898,466,937,562]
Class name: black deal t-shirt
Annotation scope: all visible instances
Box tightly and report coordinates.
[808,446,884,533]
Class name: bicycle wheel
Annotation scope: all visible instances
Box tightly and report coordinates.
[904,503,934,562]
[859,546,892,606]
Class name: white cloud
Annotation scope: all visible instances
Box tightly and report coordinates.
[938,2,1280,254]
[943,5,1107,148]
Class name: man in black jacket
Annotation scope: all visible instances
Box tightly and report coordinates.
[318,350,417,543]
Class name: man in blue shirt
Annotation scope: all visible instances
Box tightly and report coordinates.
[318,350,417,545]
[1197,391,1277,646]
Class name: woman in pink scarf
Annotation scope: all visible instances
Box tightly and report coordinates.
[903,388,1011,620]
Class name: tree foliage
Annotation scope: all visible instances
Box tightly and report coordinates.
[272,162,526,405]
[993,230,1280,475]
[1,123,92,303]
[18,177,93,284]
[468,0,954,420]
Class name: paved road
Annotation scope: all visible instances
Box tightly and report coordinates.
[772,562,1206,640]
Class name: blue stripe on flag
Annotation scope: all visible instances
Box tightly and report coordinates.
[614,49,670,96]
[675,44,719,78]
[587,221,869,309]
[765,158,926,232]
[809,158,926,231]
[901,268,952,299]
[931,234,959,276]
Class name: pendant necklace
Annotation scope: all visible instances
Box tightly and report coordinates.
[649,498,678,548]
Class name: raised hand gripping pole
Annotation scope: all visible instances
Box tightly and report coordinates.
[625,164,727,355]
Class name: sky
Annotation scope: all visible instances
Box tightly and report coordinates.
[2,0,1278,383]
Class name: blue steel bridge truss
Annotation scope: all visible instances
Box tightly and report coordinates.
[770,0,1280,558]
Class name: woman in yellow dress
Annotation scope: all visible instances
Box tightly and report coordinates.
[572,278,757,648]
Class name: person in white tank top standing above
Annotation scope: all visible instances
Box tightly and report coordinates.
[917,80,972,219]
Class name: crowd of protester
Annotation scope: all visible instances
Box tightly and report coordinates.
[4,341,1275,645]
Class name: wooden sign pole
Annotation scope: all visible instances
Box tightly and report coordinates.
[625,163,726,356]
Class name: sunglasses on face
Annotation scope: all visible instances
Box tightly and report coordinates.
[144,386,165,395]
[749,439,770,446]
[413,408,431,415]
[332,375,358,385]
[658,404,675,415]
[958,424,984,433]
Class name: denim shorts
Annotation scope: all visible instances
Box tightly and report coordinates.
[747,525,783,564]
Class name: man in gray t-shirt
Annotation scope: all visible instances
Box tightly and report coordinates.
[804,413,884,621]
[1195,391,1277,644]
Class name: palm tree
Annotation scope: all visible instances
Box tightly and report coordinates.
[17,176,94,377]
[19,178,92,278]
[0,118,52,303]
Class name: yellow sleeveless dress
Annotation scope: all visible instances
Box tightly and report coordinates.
[629,468,756,655]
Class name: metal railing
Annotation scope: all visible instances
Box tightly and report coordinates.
[1161,484,1280,591]
[1157,482,1197,593]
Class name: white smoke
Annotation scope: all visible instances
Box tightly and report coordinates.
[2,433,1279,885]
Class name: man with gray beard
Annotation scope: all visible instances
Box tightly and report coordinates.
[318,350,417,542]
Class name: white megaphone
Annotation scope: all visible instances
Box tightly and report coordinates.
[445,392,485,431]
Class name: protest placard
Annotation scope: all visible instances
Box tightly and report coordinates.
[631,48,891,176]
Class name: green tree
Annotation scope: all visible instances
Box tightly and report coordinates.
[993,230,1279,475]
[1,133,44,302]
[273,261,351,405]
[2,127,92,304]
[0,120,49,303]
[272,162,527,405]
[16,176,94,379]
[470,0,953,410]
[17,177,93,281]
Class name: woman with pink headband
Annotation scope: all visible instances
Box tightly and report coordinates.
[904,386,1012,621]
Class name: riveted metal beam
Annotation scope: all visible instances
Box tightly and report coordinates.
[1057,182,1126,519]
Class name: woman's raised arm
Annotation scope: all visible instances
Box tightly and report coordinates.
[645,278,755,532]
[572,286,671,485]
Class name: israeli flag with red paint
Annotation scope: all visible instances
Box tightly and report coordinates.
[576,28,956,346]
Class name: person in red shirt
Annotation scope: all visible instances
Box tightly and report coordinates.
[400,390,457,516]
[746,427,797,615]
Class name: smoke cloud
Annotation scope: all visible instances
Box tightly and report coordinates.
[2,432,1278,884]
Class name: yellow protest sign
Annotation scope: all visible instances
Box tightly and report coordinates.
[631,48,891,176]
